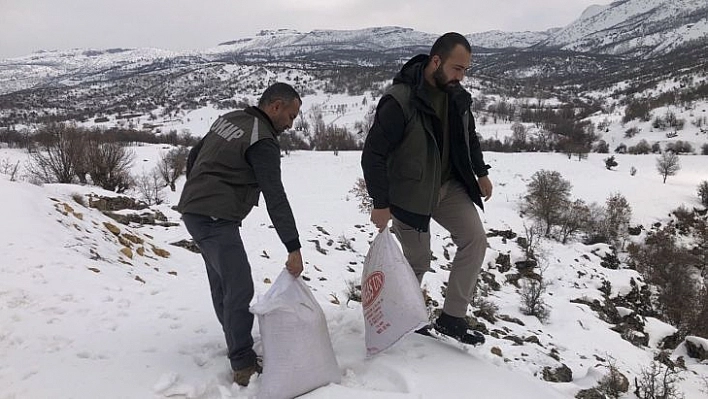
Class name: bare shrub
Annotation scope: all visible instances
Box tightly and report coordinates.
[604,155,618,170]
[519,223,544,261]
[604,193,632,246]
[157,146,189,191]
[698,181,708,207]
[520,277,550,322]
[656,152,680,184]
[349,178,373,213]
[627,225,699,335]
[557,199,591,244]
[475,297,499,320]
[26,123,86,184]
[634,361,684,399]
[0,158,21,181]
[665,140,693,154]
[278,131,310,154]
[521,170,572,236]
[85,139,134,193]
[134,169,165,205]
[596,357,629,399]
[624,126,640,138]
[628,139,652,155]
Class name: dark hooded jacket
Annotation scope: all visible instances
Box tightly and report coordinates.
[361,54,490,231]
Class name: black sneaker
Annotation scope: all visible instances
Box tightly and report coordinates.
[433,312,485,346]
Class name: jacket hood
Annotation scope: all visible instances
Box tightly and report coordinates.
[393,54,428,87]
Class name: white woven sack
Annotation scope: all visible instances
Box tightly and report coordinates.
[250,269,341,399]
[362,229,428,356]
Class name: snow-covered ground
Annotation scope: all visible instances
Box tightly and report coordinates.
[1,146,707,399]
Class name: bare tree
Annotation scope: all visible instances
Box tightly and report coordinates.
[134,169,165,205]
[656,151,681,184]
[26,124,86,184]
[698,181,708,207]
[157,146,189,191]
[604,193,632,247]
[557,199,591,244]
[86,139,134,193]
[0,158,21,182]
[521,170,572,236]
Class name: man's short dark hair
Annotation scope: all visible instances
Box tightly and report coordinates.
[258,82,302,107]
[430,32,472,60]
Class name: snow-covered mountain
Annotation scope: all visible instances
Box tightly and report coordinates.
[468,29,557,49]
[541,0,708,57]
[0,0,707,130]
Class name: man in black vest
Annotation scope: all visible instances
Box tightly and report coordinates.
[178,82,303,385]
[361,33,492,345]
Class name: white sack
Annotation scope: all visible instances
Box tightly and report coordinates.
[250,269,341,399]
[362,229,428,356]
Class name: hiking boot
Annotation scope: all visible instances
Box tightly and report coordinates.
[433,312,485,346]
[233,362,263,386]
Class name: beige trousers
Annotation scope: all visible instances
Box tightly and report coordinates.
[392,179,487,318]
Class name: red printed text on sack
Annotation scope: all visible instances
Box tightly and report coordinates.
[362,271,385,309]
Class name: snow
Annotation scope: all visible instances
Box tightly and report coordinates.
[545,0,708,56]
[2,145,708,398]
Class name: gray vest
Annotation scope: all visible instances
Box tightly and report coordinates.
[177,109,278,221]
[385,84,442,216]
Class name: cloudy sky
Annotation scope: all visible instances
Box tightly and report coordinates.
[0,0,609,59]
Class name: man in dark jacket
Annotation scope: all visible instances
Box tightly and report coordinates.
[178,82,303,386]
[361,33,492,345]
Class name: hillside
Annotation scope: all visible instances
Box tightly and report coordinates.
[1,146,707,398]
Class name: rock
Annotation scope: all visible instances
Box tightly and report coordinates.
[171,239,200,253]
[498,314,525,326]
[103,222,121,236]
[495,253,512,273]
[118,236,132,247]
[515,259,538,273]
[134,275,146,284]
[151,245,170,258]
[122,233,144,245]
[575,388,604,399]
[89,195,148,211]
[104,210,175,226]
[685,336,708,361]
[503,335,524,345]
[487,228,517,240]
[524,335,541,345]
[120,247,133,259]
[490,347,503,357]
[136,247,145,256]
[480,270,501,291]
[542,364,573,383]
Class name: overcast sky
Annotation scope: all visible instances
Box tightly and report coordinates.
[0,0,610,59]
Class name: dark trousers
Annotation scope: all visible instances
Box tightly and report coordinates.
[182,213,256,371]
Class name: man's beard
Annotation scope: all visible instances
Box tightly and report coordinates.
[433,66,460,93]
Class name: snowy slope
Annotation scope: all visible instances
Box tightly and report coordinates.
[1,146,707,399]
[543,0,708,56]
